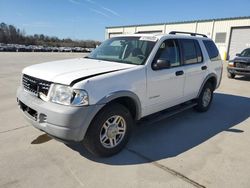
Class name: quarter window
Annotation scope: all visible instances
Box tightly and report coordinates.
[181,39,203,65]
[203,40,221,61]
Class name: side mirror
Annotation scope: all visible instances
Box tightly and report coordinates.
[152,59,171,70]
[236,53,241,57]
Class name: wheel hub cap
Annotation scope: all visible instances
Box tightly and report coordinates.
[202,88,211,107]
[99,115,126,148]
[107,125,118,138]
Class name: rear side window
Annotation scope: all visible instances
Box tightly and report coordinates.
[181,39,203,65]
[203,40,221,61]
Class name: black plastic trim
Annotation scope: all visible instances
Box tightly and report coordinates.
[169,31,207,38]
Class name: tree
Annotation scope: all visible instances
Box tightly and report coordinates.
[0,22,101,47]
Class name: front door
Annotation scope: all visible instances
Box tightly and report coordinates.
[145,39,185,116]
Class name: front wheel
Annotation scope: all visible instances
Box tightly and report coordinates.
[83,103,133,157]
[194,82,214,112]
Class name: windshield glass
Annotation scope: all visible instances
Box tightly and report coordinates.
[241,48,250,57]
[87,37,156,65]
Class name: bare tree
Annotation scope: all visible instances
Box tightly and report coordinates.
[0,22,101,47]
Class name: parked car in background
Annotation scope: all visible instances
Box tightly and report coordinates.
[5,44,17,52]
[227,48,250,78]
[0,43,4,51]
[0,43,95,53]
[72,47,85,53]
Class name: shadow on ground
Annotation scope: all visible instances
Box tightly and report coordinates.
[68,93,250,165]
[31,133,52,144]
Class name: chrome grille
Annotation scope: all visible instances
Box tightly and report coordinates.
[22,74,51,97]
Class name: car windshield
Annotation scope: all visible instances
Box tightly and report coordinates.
[86,36,157,65]
[240,48,250,57]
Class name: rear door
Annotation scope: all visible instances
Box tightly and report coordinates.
[180,39,207,100]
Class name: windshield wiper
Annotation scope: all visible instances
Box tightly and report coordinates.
[84,56,97,60]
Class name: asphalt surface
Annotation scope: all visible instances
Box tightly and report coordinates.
[0,52,250,188]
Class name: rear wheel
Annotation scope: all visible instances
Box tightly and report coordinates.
[194,82,214,112]
[83,103,133,157]
[227,72,235,79]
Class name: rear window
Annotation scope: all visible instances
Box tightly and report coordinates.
[203,40,221,61]
[181,39,203,65]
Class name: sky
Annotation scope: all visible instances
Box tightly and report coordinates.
[0,0,250,41]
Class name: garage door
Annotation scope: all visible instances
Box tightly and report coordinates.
[228,27,250,59]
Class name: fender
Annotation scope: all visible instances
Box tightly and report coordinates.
[197,73,217,98]
[96,90,142,120]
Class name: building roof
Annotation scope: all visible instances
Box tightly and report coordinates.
[106,16,250,29]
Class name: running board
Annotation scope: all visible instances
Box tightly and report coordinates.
[137,101,197,126]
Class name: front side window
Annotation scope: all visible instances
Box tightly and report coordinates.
[87,37,156,65]
[181,39,203,65]
[154,39,181,67]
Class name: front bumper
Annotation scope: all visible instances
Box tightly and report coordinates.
[17,87,104,142]
[227,67,250,76]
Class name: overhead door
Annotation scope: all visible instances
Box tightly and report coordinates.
[228,27,250,59]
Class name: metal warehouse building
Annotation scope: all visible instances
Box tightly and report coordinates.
[105,16,250,60]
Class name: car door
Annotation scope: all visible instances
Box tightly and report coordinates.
[145,39,185,116]
[180,39,207,100]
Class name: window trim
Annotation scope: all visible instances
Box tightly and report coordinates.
[151,39,182,71]
[179,39,204,66]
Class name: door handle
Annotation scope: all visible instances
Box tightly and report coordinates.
[175,70,184,76]
[201,66,207,70]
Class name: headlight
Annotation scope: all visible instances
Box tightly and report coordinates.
[228,62,234,67]
[50,84,89,106]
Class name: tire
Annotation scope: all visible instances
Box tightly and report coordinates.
[194,82,214,112]
[227,72,235,79]
[83,103,133,157]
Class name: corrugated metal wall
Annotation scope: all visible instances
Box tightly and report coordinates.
[106,18,250,60]
[165,23,196,33]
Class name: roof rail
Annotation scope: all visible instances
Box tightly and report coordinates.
[169,31,207,38]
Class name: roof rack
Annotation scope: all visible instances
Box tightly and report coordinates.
[169,31,207,38]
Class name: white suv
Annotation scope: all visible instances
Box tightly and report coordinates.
[17,31,223,157]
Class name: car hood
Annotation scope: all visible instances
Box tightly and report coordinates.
[22,58,137,85]
[232,57,250,63]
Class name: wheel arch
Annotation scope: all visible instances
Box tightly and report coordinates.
[197,73,217,98]
[96,91,142,120]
